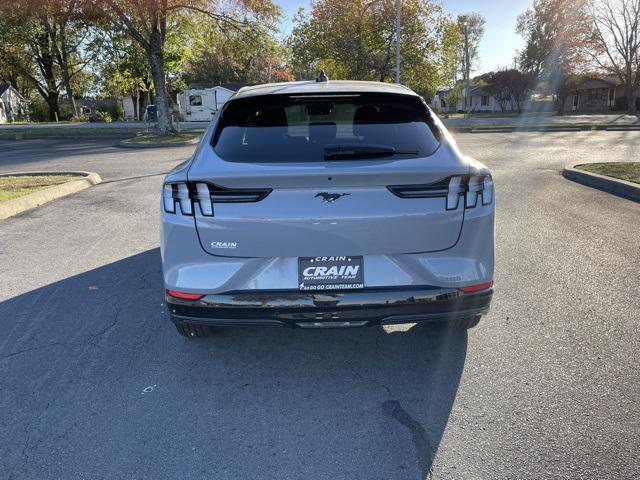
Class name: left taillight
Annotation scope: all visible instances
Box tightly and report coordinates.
[163,181,272,216]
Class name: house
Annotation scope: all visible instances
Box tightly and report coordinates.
[0,84,29,123]
[121,97,136,121]
[75,98,121,121]
[430,88,450,113]
[177,83,246,122]
[432,84,531,114]
[561,75,638,113]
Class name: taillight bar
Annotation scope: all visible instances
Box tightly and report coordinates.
[163,182,272,216]
[388,174,493,210]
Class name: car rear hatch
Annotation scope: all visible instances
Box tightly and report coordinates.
[185,92,468,258]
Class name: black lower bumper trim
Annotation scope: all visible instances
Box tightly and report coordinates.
[166,287,492,328]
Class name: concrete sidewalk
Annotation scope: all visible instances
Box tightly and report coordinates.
[0,120,210,130]
[442,113,640,128]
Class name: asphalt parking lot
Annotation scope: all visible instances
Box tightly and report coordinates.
[1,132,639,480]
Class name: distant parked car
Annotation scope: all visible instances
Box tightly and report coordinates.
[160,79,495,337]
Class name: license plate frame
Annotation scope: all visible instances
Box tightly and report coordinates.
[298,256,364,291]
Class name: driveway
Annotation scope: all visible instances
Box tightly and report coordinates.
[1,133,639,479]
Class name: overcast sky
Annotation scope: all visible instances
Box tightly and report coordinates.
[278,0,532,75]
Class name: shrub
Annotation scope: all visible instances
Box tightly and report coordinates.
[613,96,640,112]
[97,110,113,123]
[28,99,50,122]
[99,103,123,122]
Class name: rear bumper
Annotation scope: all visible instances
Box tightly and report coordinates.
[166,287,492,328]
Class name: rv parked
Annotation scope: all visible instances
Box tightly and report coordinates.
[177,84,245,122]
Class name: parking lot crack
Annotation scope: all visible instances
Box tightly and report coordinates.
[383,399,435,480]
[1,304,121,361]
[8,400,52,480]
[0,343,65,361]
[88,305,122,340]
[140,270,161,292]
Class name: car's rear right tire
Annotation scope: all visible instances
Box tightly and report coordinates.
[174,322,215,338]
[448,315,482,330]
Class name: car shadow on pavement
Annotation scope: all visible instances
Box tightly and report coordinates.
[0,248,467,480]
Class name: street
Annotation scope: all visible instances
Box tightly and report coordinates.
[1,132,639,479]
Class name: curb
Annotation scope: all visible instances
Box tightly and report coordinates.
[118,137,199,148]
[0,132,138,141]
[562,163,640,203]
[447,124,640,134]
[0,171,102,220]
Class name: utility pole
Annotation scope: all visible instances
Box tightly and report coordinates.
[464,22,470,119]
[395,0,401,84]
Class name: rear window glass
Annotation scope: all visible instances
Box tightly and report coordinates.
[212,93,440,163]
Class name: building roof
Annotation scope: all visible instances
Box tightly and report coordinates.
[577,75,620,87]
[232,80,417,100]
[0,83,26,101]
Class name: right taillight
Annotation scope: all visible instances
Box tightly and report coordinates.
[481,175,493,205]
[450,174,493,210]
[389,174,493,210]
[446,176,464,210]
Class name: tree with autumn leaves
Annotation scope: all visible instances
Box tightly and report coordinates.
[92,0,282,133]
[0,0,102,120]
[288,0,462,99]
[0,0,283,130]
[517,0,640,113]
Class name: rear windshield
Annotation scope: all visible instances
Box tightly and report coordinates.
[212,93,441,163]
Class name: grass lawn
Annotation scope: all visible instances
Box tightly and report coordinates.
[0,128,136,138]
[0,128,206,139]
[126,133,200,144]
[0,175,79,202]
[575,162,640,185]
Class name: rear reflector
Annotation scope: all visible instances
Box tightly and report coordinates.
[458,281,493,293]
[166,290,205,301]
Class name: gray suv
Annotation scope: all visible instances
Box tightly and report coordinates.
[161,80,494,337]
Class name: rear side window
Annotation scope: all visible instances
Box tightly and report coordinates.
[212,93,440,163]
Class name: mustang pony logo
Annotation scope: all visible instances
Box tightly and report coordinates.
[315,192,351,203]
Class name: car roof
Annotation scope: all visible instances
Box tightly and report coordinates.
[231,80,419,99]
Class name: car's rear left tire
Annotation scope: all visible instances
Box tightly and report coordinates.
[174,322,215,338]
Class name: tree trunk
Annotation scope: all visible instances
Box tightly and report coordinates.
[147,40,173,135]
[625,63,636,114]
[62,75,77,117]
[132,91,138,121]
[46,91,60,121]
[557,95,565,115]
[58,28,77,117]
[626,84,637,114]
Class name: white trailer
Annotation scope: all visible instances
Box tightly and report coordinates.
[177,86,237,122]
